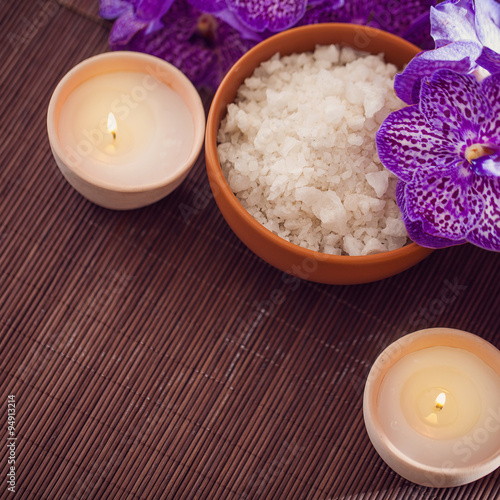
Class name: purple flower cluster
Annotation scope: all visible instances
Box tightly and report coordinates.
[99,0,435,88]
[377,0,500,251]
[299,0,437,48]
[99,1,253,88]
[377,70,500,251]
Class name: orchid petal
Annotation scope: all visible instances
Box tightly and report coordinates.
[376,106,462,183]
[309,0,343,6]
[419,69,492,135]
[479,72,500,141]
[226,0,307,32]
[477,46,500,73]
[297,0,352,25]
[368,0,436,35]
[109,9,147,47]
[474,0,500,52]
[394,41,480,104]
[430,0,477,48]
[187,0,227,13]
[396,182,466,247]
[297,1,436,44]
[467,175,500,250]
[135,0,174,20]
[215,9,265,41]
[99,0,131,19]
[405,167,483,240]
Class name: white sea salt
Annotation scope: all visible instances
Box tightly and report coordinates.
[217,45,409,256]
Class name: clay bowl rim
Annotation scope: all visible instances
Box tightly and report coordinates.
[205,23,432,267]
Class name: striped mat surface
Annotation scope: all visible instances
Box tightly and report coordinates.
[1,1,499,498]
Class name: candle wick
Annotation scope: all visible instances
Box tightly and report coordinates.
[111,131,116,141]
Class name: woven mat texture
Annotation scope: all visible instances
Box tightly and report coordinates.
[1,1,499,499]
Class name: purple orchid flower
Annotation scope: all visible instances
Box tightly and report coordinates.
[189,0,343,37]
[187,0,266,40]
[103,0,256,88]
[98,0,346,87]
[100,0,175,45]
[220,0,308,33]
[395,0,500,104]
[298,0,436,45]
[376,69,500,251]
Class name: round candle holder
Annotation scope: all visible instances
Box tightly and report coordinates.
[363,328,500,488]
[47,51,205,210]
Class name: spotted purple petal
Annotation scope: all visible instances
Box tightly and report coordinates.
[347,0,436,36]
[396,0,500,105]
[299,0,436,43]
[394,41,481,104]
[215,9,265,41]
[405,166,482,240]
[419,69,491,135]
[376,106,460,183]
[396,182,466,247]
[226,0,307,32]
[376,0,437,36]
[467,176,500,249]
[297,0,351,24]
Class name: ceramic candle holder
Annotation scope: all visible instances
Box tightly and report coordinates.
[363,328,500,487]
[47,51,205,210]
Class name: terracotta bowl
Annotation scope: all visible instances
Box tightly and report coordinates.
[205,23,433,285]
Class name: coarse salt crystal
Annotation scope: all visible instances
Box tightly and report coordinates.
[366,170,390,197]
[347,133,363,146]
[362,238,388,255]
[218,44,408,256]
[343,234,364,256]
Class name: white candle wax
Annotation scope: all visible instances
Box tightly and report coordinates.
[58,71,195,188]
[378,346,500,466]
[363,328,500,488]
[47,52,205,209]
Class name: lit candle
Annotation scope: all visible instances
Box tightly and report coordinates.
[363,328,500,487]
[47,52,205,210]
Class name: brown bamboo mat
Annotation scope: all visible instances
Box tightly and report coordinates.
[1,2,499,499]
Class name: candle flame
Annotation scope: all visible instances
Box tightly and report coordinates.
[435,392,446,410]
[107,112,117,140]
